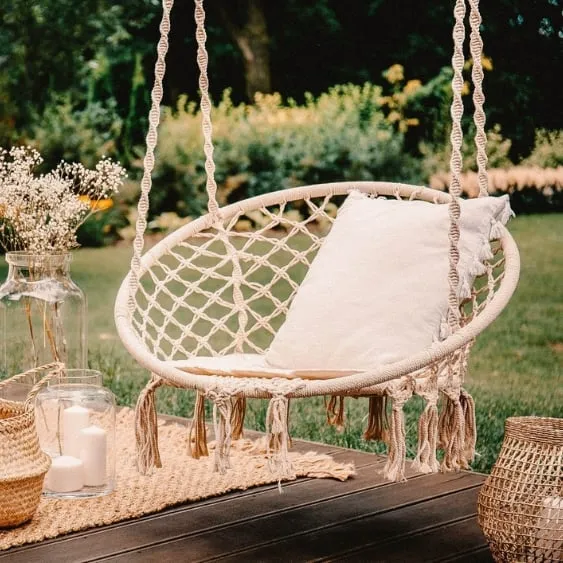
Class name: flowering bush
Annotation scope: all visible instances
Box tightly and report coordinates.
[0,146,126,252]
[429,166,563,213]
[149,83,420,218]
[429,128,563,212]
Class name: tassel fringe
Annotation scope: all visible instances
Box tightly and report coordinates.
[266,394,295,488]
[363,396,389,442]
[383,379,414,482]
[189,392,209,459]
[325,395,345,432]
[135,375,164,475]
[231,397,246,440]
[208,391,234,474]
[384,400,407,482]
[438,389,470,472]
[412,400,439,474]
[413,372,440,474]
[460,388,476,463]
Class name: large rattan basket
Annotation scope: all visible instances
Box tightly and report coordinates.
[478,416,563,562]
[0,363,63,528]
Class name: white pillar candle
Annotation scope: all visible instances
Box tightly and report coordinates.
[79,425,107,486]
[44,455,84,493]
[62,405,90,457]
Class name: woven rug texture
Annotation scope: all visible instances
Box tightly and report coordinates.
[0,408,355,550]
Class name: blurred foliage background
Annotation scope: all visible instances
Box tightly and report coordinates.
[1,0,562,245]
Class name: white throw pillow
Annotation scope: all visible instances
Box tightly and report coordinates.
[265,190,513,371]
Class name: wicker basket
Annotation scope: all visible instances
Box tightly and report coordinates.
[478,417,563,563]
[0,363,63,528]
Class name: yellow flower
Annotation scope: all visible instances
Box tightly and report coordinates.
[385,64,404,85]
[78,195,114,211]
[404,79,422,96]
[482,55,493,71]
[387,110,401,124]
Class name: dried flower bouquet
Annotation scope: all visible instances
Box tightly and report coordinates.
[0,146,126,253]
[0,147,126,371]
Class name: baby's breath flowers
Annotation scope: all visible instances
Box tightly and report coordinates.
[0,146,126,253]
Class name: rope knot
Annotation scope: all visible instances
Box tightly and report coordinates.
[388,376,415,407]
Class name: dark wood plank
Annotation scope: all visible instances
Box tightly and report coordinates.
[197,482,484,563]
[439,547,494,563]
[97,472,484,562]
[0,449,386,563]
[328,516,490,562]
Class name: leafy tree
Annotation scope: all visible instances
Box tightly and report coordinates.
[1,0,560,162]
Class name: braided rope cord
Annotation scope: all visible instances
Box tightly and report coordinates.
[128,0,174,315]
[468,0,489,197]
[446,0,467,333]
[194,0,219,217]
[193,0,249,350]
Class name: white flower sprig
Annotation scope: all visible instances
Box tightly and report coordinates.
[0,146,127,253]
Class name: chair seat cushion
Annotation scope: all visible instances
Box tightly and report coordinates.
[264,190,513,371]
[167,353,360,380]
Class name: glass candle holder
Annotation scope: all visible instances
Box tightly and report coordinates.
[35,369,116,499]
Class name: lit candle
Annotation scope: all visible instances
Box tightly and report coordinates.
[79,425,107,486]
[62,405,90,457]
[44,455,84,493]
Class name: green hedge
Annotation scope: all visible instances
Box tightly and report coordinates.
[151,85,421,218]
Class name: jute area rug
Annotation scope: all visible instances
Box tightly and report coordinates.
[1,408,356,551]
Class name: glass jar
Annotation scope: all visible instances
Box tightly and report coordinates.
[35,369,116,498]
[0,252,87,376]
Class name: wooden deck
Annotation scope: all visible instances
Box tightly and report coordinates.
[1,431,492,562]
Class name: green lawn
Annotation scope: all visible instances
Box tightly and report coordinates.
[2,214,561,472]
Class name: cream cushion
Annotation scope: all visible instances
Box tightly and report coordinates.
[167,353,359,380]
[265,190,513,371]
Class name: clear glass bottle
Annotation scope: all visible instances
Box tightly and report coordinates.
[0,252,87,377]
[35,369,116,498]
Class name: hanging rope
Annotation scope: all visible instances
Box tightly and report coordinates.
[194,0,220,218]
[128,0,175,315]
[468,0,489,197]
[446,0,467,335]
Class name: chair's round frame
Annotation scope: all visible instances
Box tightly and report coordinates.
[115,180,520,400]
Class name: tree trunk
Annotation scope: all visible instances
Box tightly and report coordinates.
[218,0,272,101]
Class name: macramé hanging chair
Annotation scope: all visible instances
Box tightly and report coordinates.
[115,0,520,482]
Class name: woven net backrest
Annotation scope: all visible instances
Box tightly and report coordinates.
[130,187,507,362]
[132,199,329,360]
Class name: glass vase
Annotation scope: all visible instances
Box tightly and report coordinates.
[0,252,87,376]
[35,369,116,499]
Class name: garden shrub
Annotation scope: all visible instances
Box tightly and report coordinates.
[30,95,123,170]
[429,128,563,213]
[150,84,421,218]
[429,166,563,213]
[419,123,514,182]
[520,129,563,169]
